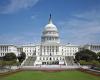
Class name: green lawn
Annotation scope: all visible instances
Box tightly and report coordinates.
[0,71,100,80]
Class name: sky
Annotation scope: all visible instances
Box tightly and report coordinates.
[0,0,100,45]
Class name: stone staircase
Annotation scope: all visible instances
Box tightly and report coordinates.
[23,56,36,66]
[65,56,75,66]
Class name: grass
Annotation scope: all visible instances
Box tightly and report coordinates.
[0,71,100,80]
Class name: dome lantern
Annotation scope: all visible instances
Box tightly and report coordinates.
[48,14,52,24]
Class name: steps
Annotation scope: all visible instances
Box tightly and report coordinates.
[65,56,75,66]
[23,56,36,66]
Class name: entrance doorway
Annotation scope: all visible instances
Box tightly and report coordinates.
[42,61,59,65]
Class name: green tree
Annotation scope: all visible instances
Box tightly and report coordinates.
[18,52,26,64]
[3,53,17,61]
[2,53,17,70]
[97,52,100,62]
[75,49,97,62]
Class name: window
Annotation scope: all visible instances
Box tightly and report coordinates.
[60,57,62,60]
[40,57,41,60]
[50,57,52,60]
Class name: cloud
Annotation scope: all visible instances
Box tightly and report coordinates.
[0,32,40,45]
[0,0,39,14]
[58,10,100,45]
[31,15,37,19]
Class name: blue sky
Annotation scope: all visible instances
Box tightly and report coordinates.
[0,0,100,45]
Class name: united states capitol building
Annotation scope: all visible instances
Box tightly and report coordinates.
[0,15,100,66]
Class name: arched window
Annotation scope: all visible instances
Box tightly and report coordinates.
[43,57,45,60]
[50,57,52,60]
[40,57,41,60]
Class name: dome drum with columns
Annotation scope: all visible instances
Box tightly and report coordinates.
[41,14,60,43]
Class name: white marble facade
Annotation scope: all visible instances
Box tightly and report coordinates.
[0,15,100,66]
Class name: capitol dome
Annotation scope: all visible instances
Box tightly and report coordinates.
[41,14,60,43]
[44,20,58,32]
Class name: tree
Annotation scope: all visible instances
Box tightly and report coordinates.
[3,53,17,61]
[18,52,26,64]
[75,49,97,62]
[2,53,17,70]
[97,52,100,62]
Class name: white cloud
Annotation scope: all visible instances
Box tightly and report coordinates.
[59,10,100,44]
[0,0,39,14]
[0,32,40,45]
[31,15,37,19]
